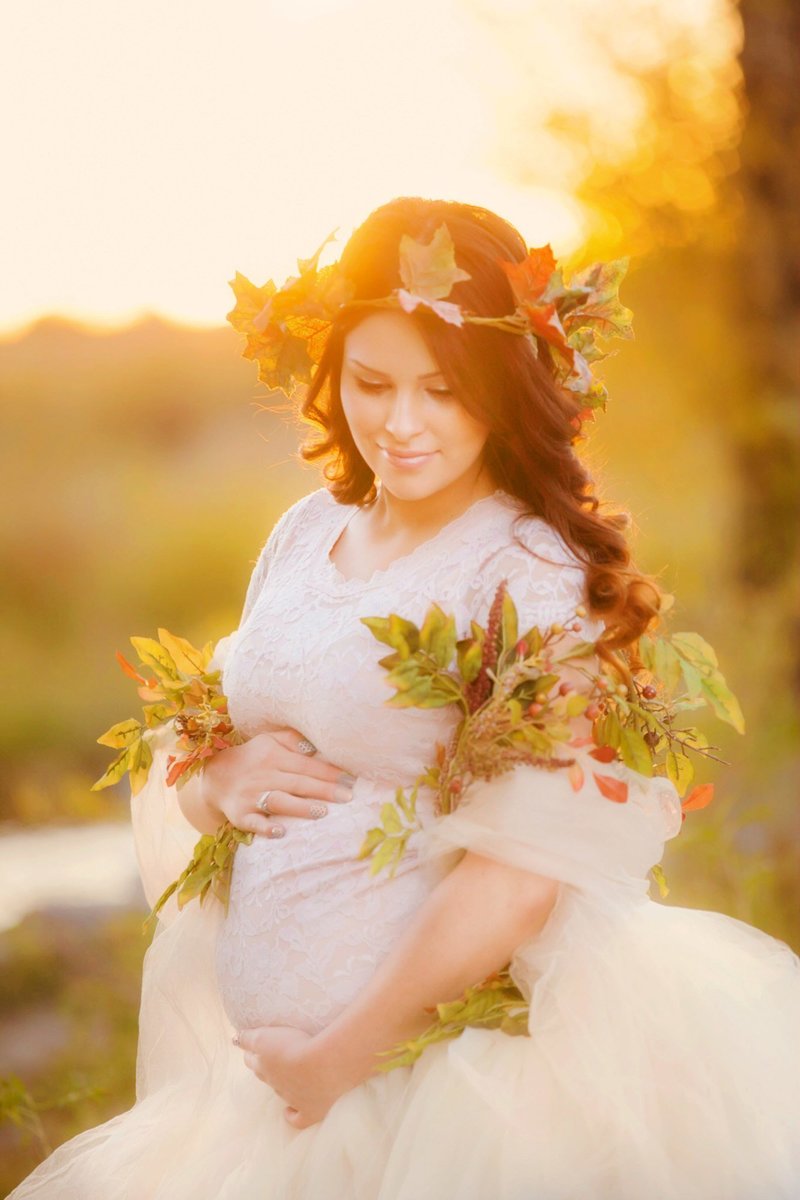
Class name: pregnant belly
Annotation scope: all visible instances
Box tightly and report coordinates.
[214,790,443,1035]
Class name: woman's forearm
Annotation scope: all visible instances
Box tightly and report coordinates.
[312,849,559,1089]
[175,768,225,834]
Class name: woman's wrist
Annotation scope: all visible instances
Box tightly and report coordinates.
[176,766,226,834]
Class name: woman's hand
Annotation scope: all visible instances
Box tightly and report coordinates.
[197,728,358,839]
[234,1025,349,1129]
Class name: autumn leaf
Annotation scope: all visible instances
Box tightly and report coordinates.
[115,651,147,685]
[588,745,618,763]
[592,772,629,803]
[568,761,585,791]
[499,245,557,309]
[681,783,714,812]
[398,223,471,303]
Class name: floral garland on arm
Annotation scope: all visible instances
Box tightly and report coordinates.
[91,630,253,935]
[355,582,744,1070]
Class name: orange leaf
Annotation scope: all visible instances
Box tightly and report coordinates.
[116,650,147,684]
[568,761,585,792]
[592,772,628,803]
[165,758,191,787]
[589,745,617,763]
[500,246,557,308]
[681,783,714,812]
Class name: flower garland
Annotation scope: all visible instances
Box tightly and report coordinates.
[225,222,633,440]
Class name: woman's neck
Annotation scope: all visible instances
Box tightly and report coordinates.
[369,468,500,540]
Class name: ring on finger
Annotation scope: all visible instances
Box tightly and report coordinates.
[256,790,276,814]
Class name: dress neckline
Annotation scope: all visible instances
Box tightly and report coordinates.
[323,487,513,588]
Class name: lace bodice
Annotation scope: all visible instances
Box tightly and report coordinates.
[214,485,604,1034]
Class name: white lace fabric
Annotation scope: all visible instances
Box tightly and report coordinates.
[214,486,607,1033]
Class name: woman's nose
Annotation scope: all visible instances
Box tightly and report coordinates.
[383,389,426,440]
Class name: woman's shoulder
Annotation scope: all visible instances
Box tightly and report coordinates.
[482,494,586,574]
[470,494,599,635]
[265,486,337,548]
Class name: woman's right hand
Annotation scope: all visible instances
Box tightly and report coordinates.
[198,728,357,839]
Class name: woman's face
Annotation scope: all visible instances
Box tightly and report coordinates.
[339,311,492,503]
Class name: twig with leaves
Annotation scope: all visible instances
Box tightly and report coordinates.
[92,629,252,931]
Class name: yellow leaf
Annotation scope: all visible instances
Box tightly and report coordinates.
[96,717,142,749]
[157,628,211,675]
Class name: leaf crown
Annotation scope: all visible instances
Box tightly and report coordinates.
[226,222,634,433]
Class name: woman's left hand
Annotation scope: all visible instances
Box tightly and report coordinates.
[234,1025,347,1129]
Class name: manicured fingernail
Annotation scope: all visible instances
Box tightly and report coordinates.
[232,1032,240,1046]
[338,772,358,787]
[309,802,328,819]
[334,785,354,803]
[268,825,285,838]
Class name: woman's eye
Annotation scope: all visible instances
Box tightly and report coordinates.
[428,388,453,399]
[355,379,385,393]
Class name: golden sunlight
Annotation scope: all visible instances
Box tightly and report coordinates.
[0,0,736,336]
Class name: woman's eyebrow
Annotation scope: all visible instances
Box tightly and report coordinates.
[347,357,444,380]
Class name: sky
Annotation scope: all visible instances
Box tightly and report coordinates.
[0,0,736,337]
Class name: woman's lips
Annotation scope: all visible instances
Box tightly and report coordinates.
[380,447,438,469]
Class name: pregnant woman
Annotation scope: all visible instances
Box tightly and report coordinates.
[11,196,800,1198]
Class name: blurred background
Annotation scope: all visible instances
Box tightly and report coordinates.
[1,0,798,1190]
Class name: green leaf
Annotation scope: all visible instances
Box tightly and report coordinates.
[666,749,694,796]
[90,749,131,792]
[96,717,142,749]
[156,628,211,675]
[653,637,683,693]
[700,676,745,734]
[357,827,385,860]
[565,693,589,717]
[520,626,542,656]
[678,659,704,699]
[500,591,519,658]
[142,701,178,728]
[129,636,180,681]
[618,726,653,776]
[430,613,457,670]
[380,802,403,835]
[387,614,421,658]
[456,638,483,683]
[638,635,656,673]
[650,864,670,898]
[671,631,719,670]
[129,737,153,794]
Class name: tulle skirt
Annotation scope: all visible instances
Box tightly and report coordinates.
[9,748,800,1199]
[9,881,800,1199]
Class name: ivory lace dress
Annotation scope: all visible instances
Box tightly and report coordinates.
[10,486,800,1199]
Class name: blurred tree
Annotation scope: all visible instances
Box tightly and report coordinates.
[731,0,800,601]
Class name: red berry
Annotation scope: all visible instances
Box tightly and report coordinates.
[450,778,462,794]
[570,621,582,632]
[558,682,571,696]
[642,684,657,700]
[527,702,543,716]
[585,702,601,720]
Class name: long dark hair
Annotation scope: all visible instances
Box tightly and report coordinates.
[294,195,661,651]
